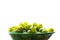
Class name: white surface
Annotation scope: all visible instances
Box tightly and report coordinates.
[0,0,60,40]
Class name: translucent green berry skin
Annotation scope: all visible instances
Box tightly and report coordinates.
[37,24,43,28]
[16,27,24,33]
[23,22,28,25]
[9,27,13,32]
[42,29,47,33]
[48,28,54,32]
[19,23,23,27]
[36,24,43,31]
[39,28,43,32]
[29,27,37,33]
[33,22,37,26]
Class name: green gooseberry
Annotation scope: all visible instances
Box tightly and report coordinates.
[48,28,54,32]
[23,21,28,25]
[39,28,43,32]
[16,27,24,33]
[33,22,37,26]
[29,27,37,33]
[36,24,43,31]
[19,23,23,27]
[9,27,13,32]
[37,24,43,28]
[13,26,19,30]
[24,25,31,31]
[42,28,47,33]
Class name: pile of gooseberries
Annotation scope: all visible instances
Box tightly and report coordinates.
[9,22,54,33]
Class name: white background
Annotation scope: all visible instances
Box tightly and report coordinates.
[0,0,60,40]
